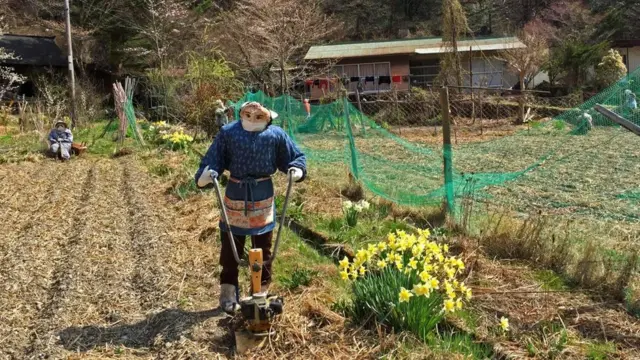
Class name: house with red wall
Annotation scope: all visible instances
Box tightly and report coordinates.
[303,36,525,100]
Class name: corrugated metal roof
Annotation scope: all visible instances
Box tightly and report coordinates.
[415,37,525,54]
[0,34,66,67]
[304,37,525,60]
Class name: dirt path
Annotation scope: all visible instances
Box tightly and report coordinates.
[0,158,228,359]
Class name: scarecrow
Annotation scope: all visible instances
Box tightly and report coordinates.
[579,111,594,133]
[303,98,311,119]
[48,119,73,160]
[195,101,306,313]
[215,99,229,130]
[625,89,637,111]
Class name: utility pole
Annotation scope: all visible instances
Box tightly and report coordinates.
[64,0,77,128]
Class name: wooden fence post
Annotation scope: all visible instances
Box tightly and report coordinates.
[440,86,455,216]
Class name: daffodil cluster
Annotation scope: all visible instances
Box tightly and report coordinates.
[161,129,194,150]
[342,199,370,227]
[339,229,472,314]
[148,121,170,132]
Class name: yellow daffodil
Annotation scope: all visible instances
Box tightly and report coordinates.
[377,242,387,252]
[419,270,431,283]
[367,244,378,256]
[466,288,472,300]
[446,267,456,280]
[458,283,466,293]
[387,233,397,246]
[339,257,350,270]
[414,283,431,296]
[399,287,413,303]
[386,252,396,263]
[500,317,510,332]
[356,249,368,263]
[358,266,367,275]
[430,278,440,290]
[456,298,463,310]
[395,260,404,271]
[444,299,455,313]
[339,271,349,280]
[444,281,454,294]
[377,259,387,269]
[408,258,418,270]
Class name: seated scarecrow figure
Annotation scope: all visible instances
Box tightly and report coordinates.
[48,119,73,160]
[625,89,637,110]
[195,101,306,313]
[580,112,594,132]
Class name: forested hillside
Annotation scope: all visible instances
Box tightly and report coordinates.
[2,0,639,75]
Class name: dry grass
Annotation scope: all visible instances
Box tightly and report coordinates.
[0,155,396,359]
[463,256,640,359]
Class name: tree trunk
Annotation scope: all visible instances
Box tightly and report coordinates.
[449,4,464,91]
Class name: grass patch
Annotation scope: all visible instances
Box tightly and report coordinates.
[586,342,616,360]
[271,228,346,294]
[425,331,493,359]
[313,215,413,249]
[173,179,200,200]
[533,270,569,291]
[149,163,172,177]
[277,268,319,290]
[454,309,480,330]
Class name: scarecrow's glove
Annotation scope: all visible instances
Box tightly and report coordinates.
[197,165,218,187]
[289,167,303,182]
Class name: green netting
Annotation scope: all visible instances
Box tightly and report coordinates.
[228,69,640,225]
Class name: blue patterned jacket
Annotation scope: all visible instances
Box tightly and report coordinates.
[195,120,307,235]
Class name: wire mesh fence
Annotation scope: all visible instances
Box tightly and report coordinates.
[227,70,640,246]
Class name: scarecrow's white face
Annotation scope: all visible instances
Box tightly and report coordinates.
[56,125,65,132]
[240,102,270,132]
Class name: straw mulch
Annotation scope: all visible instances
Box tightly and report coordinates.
[463,256,640,359]
[0,157,385,359]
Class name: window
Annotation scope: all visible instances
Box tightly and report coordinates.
[332,62,391,93]
[469,58,504,88]
[410,59,440,87]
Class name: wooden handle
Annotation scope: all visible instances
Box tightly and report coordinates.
[248,249,263,295]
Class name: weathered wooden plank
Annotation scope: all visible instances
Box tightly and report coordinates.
[594,104,640,136]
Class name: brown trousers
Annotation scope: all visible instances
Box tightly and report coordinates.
[219,231,273,287]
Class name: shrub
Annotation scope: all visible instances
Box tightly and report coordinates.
[340,229,471,339]
[596,49,627,89]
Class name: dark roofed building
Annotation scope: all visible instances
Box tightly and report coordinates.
[0,34,66,67]
[0,34,68,98]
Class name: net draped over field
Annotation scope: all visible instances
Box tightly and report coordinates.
[229,71,640,227]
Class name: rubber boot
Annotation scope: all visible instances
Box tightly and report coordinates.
[220,283,240,314]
